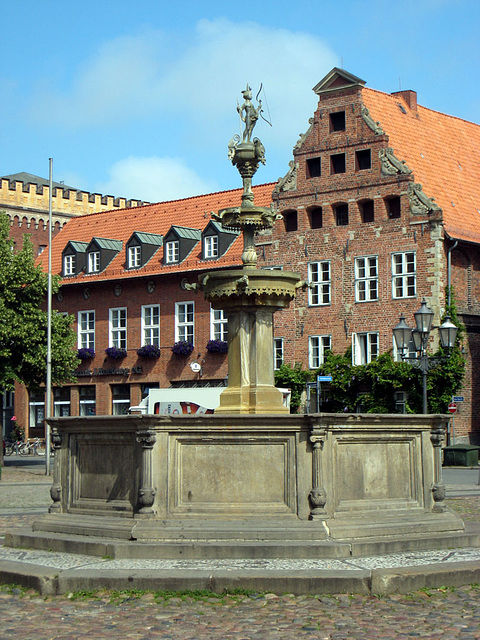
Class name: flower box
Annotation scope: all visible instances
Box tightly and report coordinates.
[171,341,194,356]
[77,348,95,360]
[206,339,228,354]
[105,346,127,359]
[137,344,160,358]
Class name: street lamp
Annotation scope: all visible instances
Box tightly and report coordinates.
[393,298,458,413]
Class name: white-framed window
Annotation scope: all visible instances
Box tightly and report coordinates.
[309,335,332,369]
[352,332,379,365]
[64,254,75,276]
[109,307,127,349]
[53,387,71,417]
[392,251,416,299]
[355,256,378,302]
[111,384,130,416]
[166,240,179,264]
[88,251,100,273]
[78,310,95,350]
[79,386,96,416]
[211,307,228,341]
[308,261,331,306]
[128,245,141,268]
[274,338,284,370]
[175,302,194,343]
[204,235,218,259]
[142,305,160,346]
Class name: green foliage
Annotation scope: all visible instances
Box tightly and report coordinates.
[316,350,422,413]
[0,212,78,391]
[274,363,312,412]
[427,287,466,413]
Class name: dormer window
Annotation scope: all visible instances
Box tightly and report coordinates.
[88,251,100,273]
[126,231,163,270]
[61,241,88,277]
[64,254,75,276]
[166,240,179,264]
[204,235,218,259]
[201,221,238,261]
[84,238,122,274]
[128,245,141,268]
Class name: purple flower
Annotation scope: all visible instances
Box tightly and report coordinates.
[206,339,228,354]
[172,341,194,356]
[137,344,160,358]
[77,348,95,360]
[105,346,127,359]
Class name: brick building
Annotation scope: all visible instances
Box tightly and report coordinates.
[258,68,480,442]
[13,184,273,438]
[0,172,148,433]
[11,68,480,444]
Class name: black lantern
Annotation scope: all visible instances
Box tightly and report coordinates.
[414,298,434,335]
[393,314,412,353]
[438,315,458,350]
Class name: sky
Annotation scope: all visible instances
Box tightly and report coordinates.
[1,0,479,203]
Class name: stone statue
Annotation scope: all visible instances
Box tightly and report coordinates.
[237,85,262,143]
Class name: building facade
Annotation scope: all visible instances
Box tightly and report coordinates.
[11,69,480,444]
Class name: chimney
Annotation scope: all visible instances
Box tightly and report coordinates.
[391,90,417,111]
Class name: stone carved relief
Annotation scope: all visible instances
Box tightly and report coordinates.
[361,106,385,135]
[293,117,315,152]
[379,148,412,176]
[407,183,442,216]
[273,161,298,193]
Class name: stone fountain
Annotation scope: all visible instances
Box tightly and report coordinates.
[201,85,301,414]
[4,87,469,564]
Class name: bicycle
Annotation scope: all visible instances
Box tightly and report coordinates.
[4,440,26,456]
[20,438,45,456]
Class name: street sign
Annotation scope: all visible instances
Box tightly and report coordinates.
[317,375,333,382]
[452,396,464,403]
[448,402,457,414]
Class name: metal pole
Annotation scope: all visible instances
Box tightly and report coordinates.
[45,158,53,475]
[422,364,428,414]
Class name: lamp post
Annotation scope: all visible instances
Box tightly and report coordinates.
[393,298,458,413]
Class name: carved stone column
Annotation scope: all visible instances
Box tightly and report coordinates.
[136,429,156,515]
[309,426,327,520]
[49,427,63,513]
[430,424,447,513]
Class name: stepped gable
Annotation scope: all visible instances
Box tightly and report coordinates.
[362,88,480,244]
[38,183,275,281]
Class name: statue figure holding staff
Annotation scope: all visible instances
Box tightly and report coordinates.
[237,85,262,143]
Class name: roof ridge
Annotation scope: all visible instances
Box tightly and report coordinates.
[363,87,479,127]
[82,182,276,218]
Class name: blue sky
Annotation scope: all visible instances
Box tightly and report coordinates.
[1,0,478,202]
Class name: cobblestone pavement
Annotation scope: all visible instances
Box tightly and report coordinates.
[0,465,479,638]
[0,583,480,639]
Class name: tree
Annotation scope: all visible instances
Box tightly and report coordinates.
[0,212,78,392]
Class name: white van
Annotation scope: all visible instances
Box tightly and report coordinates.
[129,387,291,415]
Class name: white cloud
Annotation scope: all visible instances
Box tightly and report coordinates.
[97,156,219,202]
[29,19,338,147]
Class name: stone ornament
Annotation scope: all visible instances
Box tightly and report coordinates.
[274,161,298,193]
[408,183,442,216]
[379,147,412,176]
[361,105,385,136]
[293,118,314,151]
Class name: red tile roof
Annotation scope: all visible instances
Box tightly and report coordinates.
[39,183,275,282]
[362,88,480,244]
